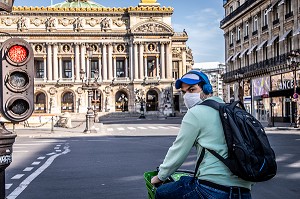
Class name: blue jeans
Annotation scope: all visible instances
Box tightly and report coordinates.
[155,176,251,199]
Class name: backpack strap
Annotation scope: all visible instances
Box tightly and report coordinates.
[200,99,220,110]
[194,148,205,178]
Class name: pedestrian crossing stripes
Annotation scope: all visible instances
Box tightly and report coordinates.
[106,126,179,132]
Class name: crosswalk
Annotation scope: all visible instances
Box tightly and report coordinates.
[106,125,180,132]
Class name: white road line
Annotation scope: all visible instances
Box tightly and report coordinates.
[127,127,136,130]
[148,126,158,129]
[46,152,56,156]
[137,127,147,129]
[11,174,24,180]
[13,151,29,153]
[107,128,113,131]
[7,144,71,199]
[117,128,125,131]
[31,162,40,166]
[37,157,45,160]
[168,126,180,129]
[55,150,62,152]
[158,126,168,129]
[5,184,12,190]
[23,167,34,172]
[54,147,60,150]
[14,144,43,146]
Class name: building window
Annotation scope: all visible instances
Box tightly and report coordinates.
[287,33,293,52]
[61,92,74,113]
[62,60,72,78]
[237,0,240,7]
[253,15,258,32]
[147,59,156,77]
[91,60,98,78]
[237,26,241,42]
[34,92,46,113]
[35,60,44,78]
[116,59,125,77]
[172,61,179,79]
[230,31,234,44]
[245,21,249,36]
[274,38,280,58]
[263,45,268,60]
[229,6,233,13]
[263,9,268,26]
[273,5,279,21]
[285,0,292,14]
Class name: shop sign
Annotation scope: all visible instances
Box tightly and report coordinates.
[278,79,295,90]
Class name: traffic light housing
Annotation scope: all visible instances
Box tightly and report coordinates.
[0,38,34,123]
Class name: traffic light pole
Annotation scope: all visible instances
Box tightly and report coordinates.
[0,122,17,199]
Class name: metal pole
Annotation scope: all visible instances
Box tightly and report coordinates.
[51,116,54,133]
[0,170,5,199]
[294,68,299,128]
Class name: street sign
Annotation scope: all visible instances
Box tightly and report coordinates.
[0,38,34,123]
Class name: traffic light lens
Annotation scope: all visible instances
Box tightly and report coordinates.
[8,45,28,63]
[9,71,29,89]
[9,99,29,115]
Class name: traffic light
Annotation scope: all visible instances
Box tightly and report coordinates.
[0,38,34,123]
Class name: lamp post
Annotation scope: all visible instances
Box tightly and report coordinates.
[235,69,244,102]
[287,50,300,128]
[80,46,97,133]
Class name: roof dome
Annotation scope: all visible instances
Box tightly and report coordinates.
[50,0,105,8]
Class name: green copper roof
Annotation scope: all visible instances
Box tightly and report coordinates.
[50,0,105,8]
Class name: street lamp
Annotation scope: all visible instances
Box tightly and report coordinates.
[81,46,97,133]
[235,68,244,102]
[287,50,300,128]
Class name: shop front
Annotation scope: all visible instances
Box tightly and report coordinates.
[269,71,300,124]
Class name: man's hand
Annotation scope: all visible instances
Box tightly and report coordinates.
[151,175,163,187]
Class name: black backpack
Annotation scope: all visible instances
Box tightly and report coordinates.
[196,99,277,182]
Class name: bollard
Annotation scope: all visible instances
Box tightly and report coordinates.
[51,116,54,133]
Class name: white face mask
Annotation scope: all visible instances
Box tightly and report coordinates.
[183,93,202,109]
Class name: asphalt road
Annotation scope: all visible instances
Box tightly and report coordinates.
[3,121,300,199]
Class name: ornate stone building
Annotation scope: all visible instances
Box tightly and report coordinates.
[0,0,193,119]
[221,0,300,125]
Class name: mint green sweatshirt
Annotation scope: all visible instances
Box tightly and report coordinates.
[158,96,253,189]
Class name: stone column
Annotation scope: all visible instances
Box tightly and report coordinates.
[125,56,128,78]
[113,55,117,78]
[129,42,133,80]
[75,43,80,81]
[144,55,147,78]
[71,55,74,81]
[102,43,107,81]
[160,42,165,79]
[58,55,62,79]
[139,42,144,79]
[166,41,173,79]
[156,54,159,78]
[43,55,47,81]
[108,43,113,80]
[98,55,102,81]
[47,43,52,81]
[80,43,86,76]
[182,47,187,75]
[53,44,58,80]
[134,42,139,80]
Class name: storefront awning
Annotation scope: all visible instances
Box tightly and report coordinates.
[239,48,249,58]
[256,40,268,51]
[247,44,257,55]
[226,55,233,63]
[232,52,241,61]
[267,35,279,47]
[293,27,300,36]
[279,29,292,42]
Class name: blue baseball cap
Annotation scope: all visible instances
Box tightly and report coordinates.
[175,73,203,89]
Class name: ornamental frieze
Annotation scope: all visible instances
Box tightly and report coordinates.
[86,17,100,27]
[132,21,173,34]
[2,17,17,26]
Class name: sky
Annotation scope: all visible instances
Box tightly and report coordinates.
[13,0,225,63]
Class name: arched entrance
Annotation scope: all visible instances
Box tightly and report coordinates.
[146,89,158,111]
[61,91,74,113]
[115,91,128,112]
[92,90,102,112]
[34,92,46,113]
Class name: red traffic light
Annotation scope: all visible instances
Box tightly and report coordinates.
[7,45,29,63]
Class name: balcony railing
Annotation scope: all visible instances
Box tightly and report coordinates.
[273,19,279,25]
[262,25,268,32]
[220,0,258,27]
[285,11,293,20]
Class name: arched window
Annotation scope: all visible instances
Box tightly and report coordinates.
[115,91,128,112]
[61,92,74,112]
[146,90,158,111]
[34,92,46,113]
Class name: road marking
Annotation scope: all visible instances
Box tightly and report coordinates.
[158,126,168,129]
[56,150,62,152]
[107,128,113,131]
[37,157,45,160]
[127,127,136,130]
[117,128,125,130]
[23,167,34,172]
[11,174,24,180]
[31,162,41,166]
[137,127,147,129]
[148,126,158,129]
[54,147,60,150]
[46,152,56,156]
[13,151,29,153]
[14,144,44,146]
[7,144,71,199]
[169,126,180,129]
[5,184,12,190]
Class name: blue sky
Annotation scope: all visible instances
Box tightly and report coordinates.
[13,0,225,63]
